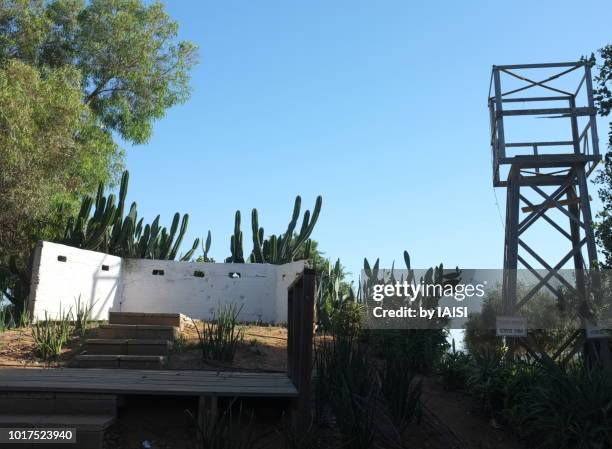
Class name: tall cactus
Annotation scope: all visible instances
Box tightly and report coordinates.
[228,195,322,264]
[61,170,203,262]
[226,211,244,263]
[196,231,213,262]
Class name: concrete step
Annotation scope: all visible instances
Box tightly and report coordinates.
[0,392,117,416]
[109,311,185,330]
[86,339,172,356]
[0,414,113,449]
[71,355,167,369]
[96,324,177,341]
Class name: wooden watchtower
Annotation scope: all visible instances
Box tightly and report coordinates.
[489,60,609,364]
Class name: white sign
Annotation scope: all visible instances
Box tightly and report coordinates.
[586,322,612,339]
[496,316,527,337]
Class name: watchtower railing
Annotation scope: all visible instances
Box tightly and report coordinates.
[488,61,600,187]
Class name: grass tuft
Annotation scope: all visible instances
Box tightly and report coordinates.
[74,295,95,338]
[31,309,73,361]
[193,303,244,363]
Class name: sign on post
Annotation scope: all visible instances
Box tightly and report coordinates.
[585,322,612,339]
[496,316,527,337]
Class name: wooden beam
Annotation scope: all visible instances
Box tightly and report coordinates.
[505,141,573,148]
[502,96,571,103]
[500,107,595,117]
[499,154,599,168]
[521,195,591,213]
[495,62,581,70]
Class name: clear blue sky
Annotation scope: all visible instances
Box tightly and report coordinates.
[123,1,612,281]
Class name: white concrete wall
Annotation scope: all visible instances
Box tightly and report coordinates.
[29,241,304,323]
[28,241,123,321]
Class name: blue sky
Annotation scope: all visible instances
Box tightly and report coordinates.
[123,1,612,281]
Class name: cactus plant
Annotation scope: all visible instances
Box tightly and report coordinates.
[225,211,245,263]
[196,231,213,262]
[236,195,322,264]
[62,170,203,262]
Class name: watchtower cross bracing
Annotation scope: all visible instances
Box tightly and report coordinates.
[489,60,605,361]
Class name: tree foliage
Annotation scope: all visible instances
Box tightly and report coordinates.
[0,0,198,144]
[594,45,612,266]
[0,60,119,264]
[0,0,197,309]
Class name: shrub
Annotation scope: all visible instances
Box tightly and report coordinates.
[190,400,256,449]
[314,336,408,449]
[517,361,612,449]
[466,349,543,426]
[369,329,449,374]
[0,306,13,332]
[329,300,362,339]
[379,355,422,432]
[314,337,378,449]
[438,350,472,391]
[31,310,73,360]
[193,303,244,363]
[466,348,514,418]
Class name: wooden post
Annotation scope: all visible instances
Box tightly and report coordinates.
[286,268,316,432]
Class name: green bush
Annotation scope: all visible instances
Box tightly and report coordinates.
[368,329,449,374]
[466,348,517,418]
[314,337,378,449]
[328,342,377,449]
[438,350,472,391]
[464,349,612,449]
[379,355,422,432]
[329,300,362,339]
[516,362,612,449]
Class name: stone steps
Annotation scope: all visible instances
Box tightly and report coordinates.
[71,355,167,369]
[74,312,181,369]
[95,324,177,341]
[109,311,185,330]
[86,338,172,356]
[0,414,114,449]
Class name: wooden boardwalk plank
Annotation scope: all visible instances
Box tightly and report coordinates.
[0,368,298,398]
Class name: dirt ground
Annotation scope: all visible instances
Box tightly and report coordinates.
[421,376,528,449]
[0,322,288,371]
[0,325,529,449]
[170,320,288,372]
[0,327,81,368]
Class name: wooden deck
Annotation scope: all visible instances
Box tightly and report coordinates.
[0,368,298,398]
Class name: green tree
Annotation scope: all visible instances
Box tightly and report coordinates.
[594,45,612,266]
[0,60,118,307]
[0,0,198,144]
[0,0,197,312]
